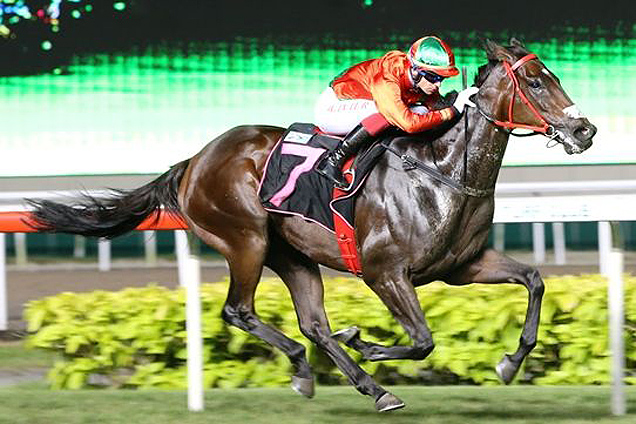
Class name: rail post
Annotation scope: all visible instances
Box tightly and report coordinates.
[143,231,157,266]
[598,221,611,275]
[175,229,204,411]
[98,238,111,271]
[532,222,546,263]
[0,233,6,331]
[552,222,566,265]
[608,222,625,416]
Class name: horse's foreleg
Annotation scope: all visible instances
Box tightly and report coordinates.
[446,248,545,384]
[332,272,435,362]
[266,241,404,412]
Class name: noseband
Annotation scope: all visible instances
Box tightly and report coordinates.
[476,54,557,139]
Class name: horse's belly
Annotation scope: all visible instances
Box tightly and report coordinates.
[272,215,348,270]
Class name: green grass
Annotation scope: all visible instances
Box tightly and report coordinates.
[0,386,634,424]
[1,343,635,422]
[0,341,57,370]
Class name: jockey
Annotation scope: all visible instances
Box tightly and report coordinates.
[314,35,479,189]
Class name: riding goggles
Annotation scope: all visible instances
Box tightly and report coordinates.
[415,69,445,84]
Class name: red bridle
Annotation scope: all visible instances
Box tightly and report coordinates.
[484,53,556,137]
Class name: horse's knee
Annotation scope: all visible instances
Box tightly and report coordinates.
[413,340,435,360]
[526,269,545,298]
[299,319,330,345]
[221,303,256,330]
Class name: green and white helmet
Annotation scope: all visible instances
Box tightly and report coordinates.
[408,35,459,77]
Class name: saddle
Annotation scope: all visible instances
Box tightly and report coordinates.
[258,123,388,275]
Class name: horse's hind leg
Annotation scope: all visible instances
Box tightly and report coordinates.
[332,270,436,362]
[189,222,314,397]
[446,248,545,384]
[266,239,404,412]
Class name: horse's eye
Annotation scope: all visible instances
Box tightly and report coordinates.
[528,79,542,89]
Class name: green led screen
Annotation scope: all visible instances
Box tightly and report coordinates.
[1,31,635,176]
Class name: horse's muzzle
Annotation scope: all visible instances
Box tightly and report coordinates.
[561,121,596,154]
[573,122,597,148]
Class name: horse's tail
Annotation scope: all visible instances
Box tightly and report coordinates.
[27,160,190,239]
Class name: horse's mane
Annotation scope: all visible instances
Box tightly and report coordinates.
[426,90,461,138]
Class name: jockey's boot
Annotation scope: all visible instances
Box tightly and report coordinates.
[315,123,374,190]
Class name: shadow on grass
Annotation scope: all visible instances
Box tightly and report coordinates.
[321,390,635,422]
[454,408,618,421]
[324,405,634,422]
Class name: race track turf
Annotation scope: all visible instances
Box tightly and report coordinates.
[0,385,634,424]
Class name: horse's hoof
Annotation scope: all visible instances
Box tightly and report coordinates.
[331,326,360,344]
[496,354,520,385]
[291,375,315,398]
[375,392,405,412]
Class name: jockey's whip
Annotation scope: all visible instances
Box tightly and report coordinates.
[462,66,469,186]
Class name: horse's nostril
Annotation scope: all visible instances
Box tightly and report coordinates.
[574,124,597,142]
[589,124,598,138]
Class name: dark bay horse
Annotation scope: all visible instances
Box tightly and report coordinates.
[29,39,596,412]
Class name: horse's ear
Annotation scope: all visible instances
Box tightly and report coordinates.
[509,37,526,49]
[484,39,516,63]
[484,39,499,59]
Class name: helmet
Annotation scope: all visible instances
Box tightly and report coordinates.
[408,36,459,78]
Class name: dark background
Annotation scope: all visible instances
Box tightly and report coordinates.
[1,0,632,75]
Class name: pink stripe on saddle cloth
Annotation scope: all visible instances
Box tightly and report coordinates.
[269,143,326,207]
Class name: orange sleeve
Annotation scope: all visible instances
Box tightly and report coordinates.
[369,60,456,134]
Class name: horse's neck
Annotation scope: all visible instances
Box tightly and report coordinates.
[433,107,509,191]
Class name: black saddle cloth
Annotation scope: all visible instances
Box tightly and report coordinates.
[258,123,387,231]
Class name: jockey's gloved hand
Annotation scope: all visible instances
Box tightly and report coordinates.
[452,86,479,113]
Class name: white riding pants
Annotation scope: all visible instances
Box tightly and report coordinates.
[313,87,429,135]
[313,87,378,136]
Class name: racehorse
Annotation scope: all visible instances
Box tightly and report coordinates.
[29,39,596,412]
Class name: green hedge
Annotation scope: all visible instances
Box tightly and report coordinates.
[24,275,636,389]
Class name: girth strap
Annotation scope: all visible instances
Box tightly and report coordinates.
[332,157,363,277]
